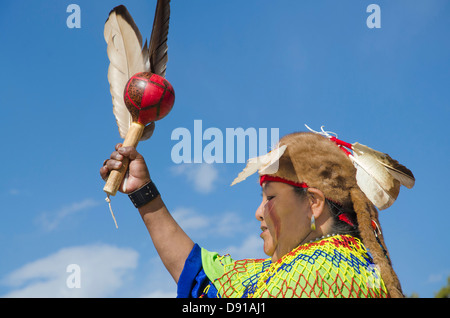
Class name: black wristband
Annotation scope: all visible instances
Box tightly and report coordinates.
[128,180,160,208]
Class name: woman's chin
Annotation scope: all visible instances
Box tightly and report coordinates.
[261,233,275,257]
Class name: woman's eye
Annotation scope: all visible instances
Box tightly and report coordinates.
[267,196,275,201]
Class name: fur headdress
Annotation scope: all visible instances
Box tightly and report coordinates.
[231,126,415,298]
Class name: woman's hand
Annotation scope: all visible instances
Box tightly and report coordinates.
[100,144,151,194]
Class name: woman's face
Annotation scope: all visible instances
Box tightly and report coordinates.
[255,181,312,262]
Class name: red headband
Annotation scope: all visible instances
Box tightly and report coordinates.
[259,175,308,188]
[259,174,355,227]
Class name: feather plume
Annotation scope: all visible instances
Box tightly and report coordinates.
[305,125,415,210]
[231,145,287,186]
[104,5,149,139]
[352,143,415,189]
[350,143,414,210]
[350,151,400,210]
[104,1,171,141]
[149,0,170,77]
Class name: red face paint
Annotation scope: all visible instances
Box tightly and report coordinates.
[264,199,281,241]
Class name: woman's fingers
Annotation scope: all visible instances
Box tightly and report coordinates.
[100,159,121,179]
[100,165,108,181]
[110,150,123,161]
[117,146,140,160]
[100,145,125,181]
[115,143,123,151]
[100,144,150,193]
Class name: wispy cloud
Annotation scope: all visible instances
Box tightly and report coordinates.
[8,189,20,196]
[138,257,177,298]
[221,235,266,260]
[172,207,257,240]
[171,207,266,268]
[1,244,138,298]
[171,163,219,193]
[171,207,211,232]
[427,270,450,284]
[36,199,100,231]
[2,209,263,297]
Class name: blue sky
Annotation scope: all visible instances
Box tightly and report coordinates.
[0,0,449,298]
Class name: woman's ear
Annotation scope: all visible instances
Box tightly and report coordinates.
[306,188,327,219]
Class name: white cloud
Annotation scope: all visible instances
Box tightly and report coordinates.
[213,212,251,238]
[171,207,256,240]
[171,207,211,232]
[1,244,138,298]
[143,290,177,298]
[8,189,20,195]
[427,270,449,284]
[138,257,178,298]
[36,199,100,231]
[221,235,266,260]
[2,210,264,298]
[171,163,219,193]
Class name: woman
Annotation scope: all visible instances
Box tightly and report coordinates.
[100,131,413,298]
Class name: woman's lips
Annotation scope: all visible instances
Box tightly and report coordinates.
[260,226,268,237]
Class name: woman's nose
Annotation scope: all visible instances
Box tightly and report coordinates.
[255,201,264,221]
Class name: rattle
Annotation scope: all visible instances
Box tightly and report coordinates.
[103,72,175,196]
[103,1,172,227]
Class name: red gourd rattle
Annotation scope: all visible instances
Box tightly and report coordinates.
[103,72,175,196]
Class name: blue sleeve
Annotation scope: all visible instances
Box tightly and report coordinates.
[177,243,218,298]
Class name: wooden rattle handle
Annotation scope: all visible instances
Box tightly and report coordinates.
[103,122,145,196]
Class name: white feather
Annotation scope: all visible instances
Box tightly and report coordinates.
[379,162,415,189]
[231,145,287,186]
[104,6,150,139]
[350,152,397,210]
[352,142,415,189]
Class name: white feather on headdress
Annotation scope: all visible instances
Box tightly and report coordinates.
[231,145,287,186]
[305,125,415,210]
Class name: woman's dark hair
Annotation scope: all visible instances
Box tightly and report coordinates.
[293,186,360,238]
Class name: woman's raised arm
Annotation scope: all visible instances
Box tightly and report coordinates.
[100,144,194,283]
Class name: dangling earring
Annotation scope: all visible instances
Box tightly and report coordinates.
[310,215,316,231]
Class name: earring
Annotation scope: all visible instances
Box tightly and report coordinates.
[310,215,316,231]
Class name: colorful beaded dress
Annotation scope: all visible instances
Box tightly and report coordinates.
[177,234,389,298]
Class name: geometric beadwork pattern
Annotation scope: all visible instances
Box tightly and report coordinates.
[201,235,389,298]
